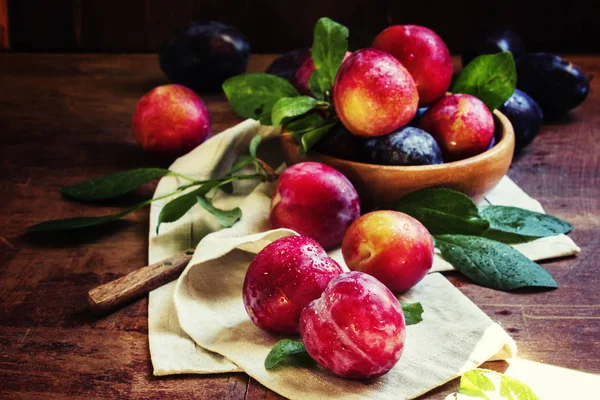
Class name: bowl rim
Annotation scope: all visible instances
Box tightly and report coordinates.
[281,109,515,171]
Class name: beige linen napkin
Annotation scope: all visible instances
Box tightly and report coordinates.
[147,120,579,398]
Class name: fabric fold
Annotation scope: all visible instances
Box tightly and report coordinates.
[147,119,579,399]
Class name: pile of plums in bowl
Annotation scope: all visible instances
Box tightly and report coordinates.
[274,25,517,208]
[271,24,590,209]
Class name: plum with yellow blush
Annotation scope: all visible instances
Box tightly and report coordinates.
[333,49,419,137]
[342,210,434,293]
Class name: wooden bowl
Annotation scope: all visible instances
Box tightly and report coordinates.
[281,109,515,209]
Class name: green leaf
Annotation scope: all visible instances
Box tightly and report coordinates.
[249,135,262,158]
[401,302,424,325]
[498,375,540,400]
[220,182,234,194]
[227,154,256,175]
[223,73,299,125]
[61,168,170,201]
[285,113,334,153]
[196,196,242,228]
[310,17,349,97]
[264,339,314,370]
[308,72,325,100]
[460,368,497,398]
[271,96,319,126]
[451,52,517,111]
[156,181,219,234]
[459,369,540,400]
[480,205,573,243]
[299,122,336,155]
[286,113,326,141]
[435,235,558,291]
[392,188,490,236]
[26,199,151,233]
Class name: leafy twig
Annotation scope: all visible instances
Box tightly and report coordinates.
[26,136,274,234]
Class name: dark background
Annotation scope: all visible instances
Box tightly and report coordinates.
[1,0,599,54]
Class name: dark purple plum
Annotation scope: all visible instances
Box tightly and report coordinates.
[160,21,250,92]
[462,28,524,66]
[498,89,543,153]
[487,135,496,151]
[362,126,443,166]
[314,123,363,161]
[517,53,590,120]
[265,48,311,82]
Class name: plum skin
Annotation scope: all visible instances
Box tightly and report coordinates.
[242,236,343,334]
[270,162,360,250]
[132,84,211,158]
[498,88,543,154]
[418,93,494,161]
[462,28,525,67]
[362,126,444,166]
[314,123,363,161]
[333,48,419,137]
[373,25,453,106]
[159,21,249,92]
[516,52,590,120]
[293,56,316,95]
[342,210,434,293]
[293,51,351,95]
[299,271,406,379]
[265,48,311,82]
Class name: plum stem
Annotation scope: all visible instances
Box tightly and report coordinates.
[255,158,278,182]
[168,171,199,182]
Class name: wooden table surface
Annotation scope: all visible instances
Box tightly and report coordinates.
[0,54,598,399]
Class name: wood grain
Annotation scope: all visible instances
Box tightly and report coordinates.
[0,54,598,399]
[88,248,195,314]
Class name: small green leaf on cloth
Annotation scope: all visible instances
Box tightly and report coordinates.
[61,168,170,201]
[401,302,424,325]
[435,234,558,291]
[196,196,242,228]
[264,339,314,370]
[480,205,573,243]
[392,188,490,236]
[156,181,220,234]
[458,368,540,400]
[248,135,262,158]
[227,154,256,176]
[451,52,517,111]
[222,74,299,125]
